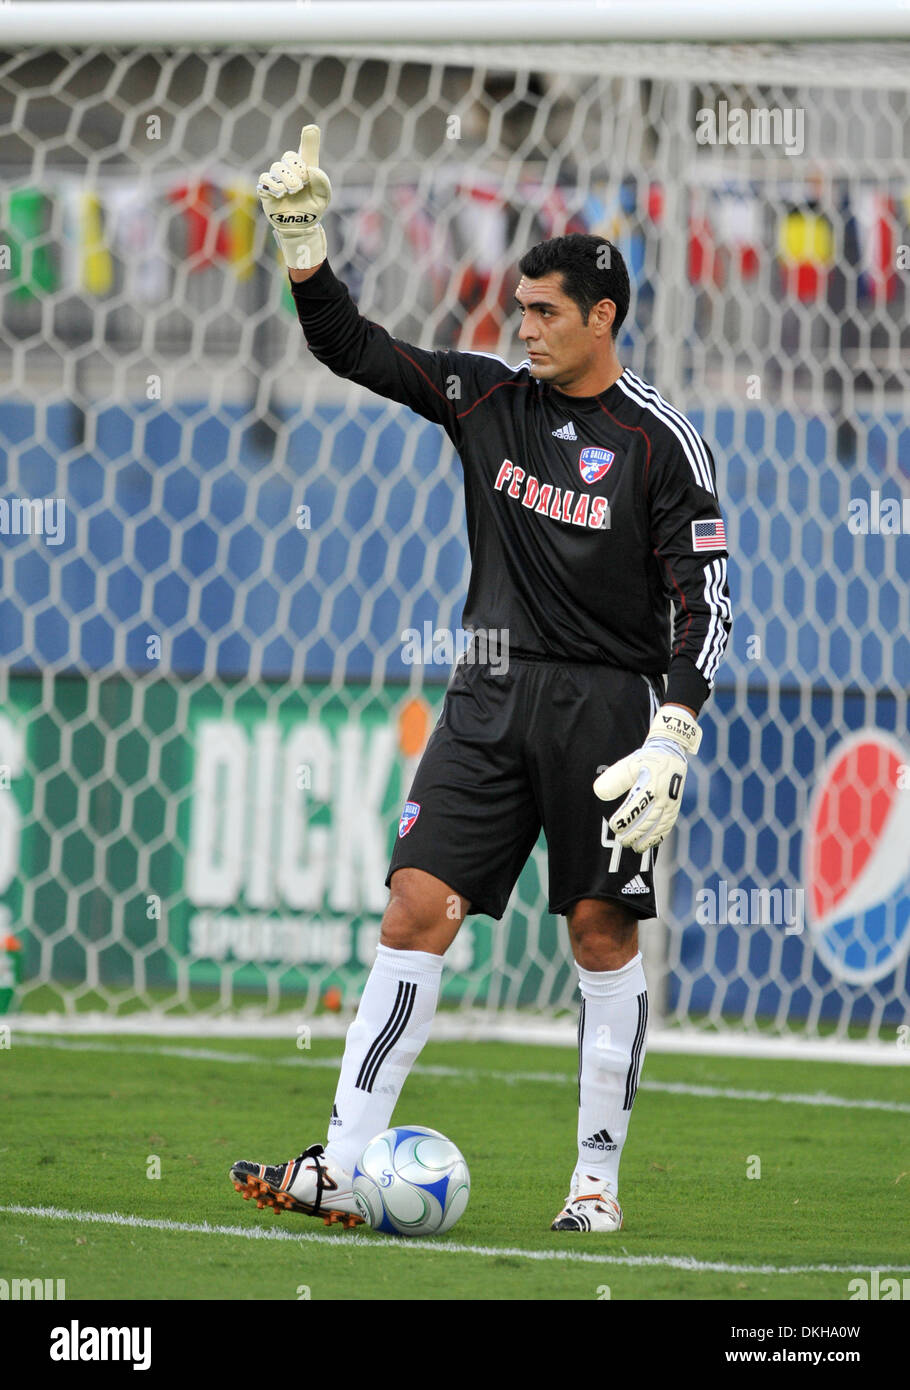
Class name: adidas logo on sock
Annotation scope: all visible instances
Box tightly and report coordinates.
[551,421,577,440]
[581,1128,618,1152]
[621,874,649,895]
[329,1104,341,1127]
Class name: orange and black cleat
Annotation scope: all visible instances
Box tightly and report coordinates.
[230,1144,364,1227]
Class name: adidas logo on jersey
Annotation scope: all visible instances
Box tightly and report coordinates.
[621,875,649,895]
[551,421,577,440]
[581,1128,618,1152]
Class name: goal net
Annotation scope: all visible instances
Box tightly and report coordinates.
[2,15,909,1048]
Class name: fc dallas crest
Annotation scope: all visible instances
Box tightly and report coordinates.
[579,446,615,485]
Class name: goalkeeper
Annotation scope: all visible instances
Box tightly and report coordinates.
[231,126,732,1232]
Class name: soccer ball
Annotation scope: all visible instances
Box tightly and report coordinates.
[352,1125,470,1236]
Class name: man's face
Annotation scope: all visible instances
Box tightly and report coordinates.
[514,272,614,388]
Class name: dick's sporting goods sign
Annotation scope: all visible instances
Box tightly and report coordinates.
[179,689,476,984]
[0,677,488,1000]
[187,717,400,916]
[1,675,907,1021]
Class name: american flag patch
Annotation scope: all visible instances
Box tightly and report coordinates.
[691,518,727,552]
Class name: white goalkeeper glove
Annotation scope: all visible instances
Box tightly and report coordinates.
[593,704,702,854]
[257,123,331,271]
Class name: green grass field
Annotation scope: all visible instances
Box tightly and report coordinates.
[1,1032,908,1301]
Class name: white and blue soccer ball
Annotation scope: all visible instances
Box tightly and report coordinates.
[353,1125,470,1236]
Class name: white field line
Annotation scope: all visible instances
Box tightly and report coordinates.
[11,1034,910,1115]
[2,1204,908,1277]
[8,1012,908,1066]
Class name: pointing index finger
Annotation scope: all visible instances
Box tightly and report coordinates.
[299,123,321,171]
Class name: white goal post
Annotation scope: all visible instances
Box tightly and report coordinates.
[1,2,909,1059]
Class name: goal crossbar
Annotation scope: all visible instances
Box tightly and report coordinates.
[2,0,910,47]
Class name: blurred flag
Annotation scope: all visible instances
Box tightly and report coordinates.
[355,203,383,260]
[81,192,114,295]
[454,180,508,347]
[777,203,835,301]
[854,188,897,303]
[107,182,169,304]
[715,190,761,278]
[223,183,258,283]
[455,180,507,275]
[393,183,450,294]
[583,182,647,287]
[59,184,113,296]
[5,187,58,301]
[393,184,435,258]
[533,184,587,239]
[688,211,722,287]
[167,179,230,269]
[392,183,452,310]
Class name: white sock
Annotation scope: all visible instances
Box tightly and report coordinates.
[323,943,443,1175]
[574,952,649,1196]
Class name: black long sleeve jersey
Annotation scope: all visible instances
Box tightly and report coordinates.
[291,261,732,716]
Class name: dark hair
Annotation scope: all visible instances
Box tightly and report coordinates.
[518,233,630,339]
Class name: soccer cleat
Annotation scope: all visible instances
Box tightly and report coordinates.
[230,1143,363,1227]
[550,1173,623,1232]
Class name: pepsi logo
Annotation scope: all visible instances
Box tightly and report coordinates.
[579,447,615,486]
[803,730,910,985]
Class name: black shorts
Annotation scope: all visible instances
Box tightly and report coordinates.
[385,653,665,921]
